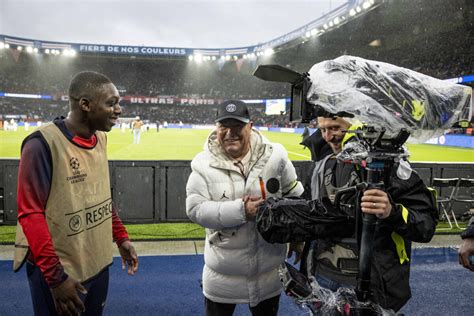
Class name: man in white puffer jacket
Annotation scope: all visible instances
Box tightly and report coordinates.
[186,100,304,316]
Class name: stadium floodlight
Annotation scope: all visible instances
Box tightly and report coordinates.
[323,23,328,29]
[194,54,203,62]
[44,48,50,54]
[211,56,216,61]
[225,55,231,61]
[329,21,334,27]
[0,43,4,49]
[334,17,340,25]
[305,31,311,38]
[356,6,362,13]
[188,55,194,61]
[264,48,274,56]
[17,46,23,51]
[5,43,10,48]
[65,49,76,56]
[33,48,38,53]
[362,1,372,9]
[310,29,318,36]
[26,46,33,53]
[369,39,382,47]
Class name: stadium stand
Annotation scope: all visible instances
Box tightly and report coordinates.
[0,0,472,128]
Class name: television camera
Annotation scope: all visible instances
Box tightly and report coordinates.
[253,56,472,315]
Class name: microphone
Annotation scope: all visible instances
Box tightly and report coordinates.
[266,178,280,194]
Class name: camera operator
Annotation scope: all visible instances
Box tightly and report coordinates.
[300,116,438,312]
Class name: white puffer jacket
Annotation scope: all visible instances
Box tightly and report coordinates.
[186,129,304,306]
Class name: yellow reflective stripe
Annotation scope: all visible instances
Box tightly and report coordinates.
[427,187,439,213]
[397,203,409,224]
[411,100,425,121]
[428,187,437,202]
[342,122,365,147]
[391,232,410,264]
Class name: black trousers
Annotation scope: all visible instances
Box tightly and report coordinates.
[26,261,109,316]
[205,294,280,316]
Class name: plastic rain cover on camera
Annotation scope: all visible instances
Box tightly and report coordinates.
[256,197,354,244]
[307,55,472,143]
[291,276,396,316]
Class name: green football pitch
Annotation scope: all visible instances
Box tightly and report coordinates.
[0,127,471,243]
[0,128,473,162]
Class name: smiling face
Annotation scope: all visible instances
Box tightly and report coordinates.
[216,118,252,159]
[317,117,351,154]
[87,83,122,132]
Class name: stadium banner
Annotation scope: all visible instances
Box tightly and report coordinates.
[121,95,221,105]
[424,134,474,149]
[76,44,190,56]
[0,92,51,99]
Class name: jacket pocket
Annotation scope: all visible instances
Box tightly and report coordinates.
[208,229,238,247]
[371,257,411,312]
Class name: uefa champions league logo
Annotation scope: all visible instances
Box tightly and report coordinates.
[66,157,87,183]
[69,157,80,171]
[225,103,237,113]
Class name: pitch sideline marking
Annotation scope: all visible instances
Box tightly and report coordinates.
[287,151,311,159]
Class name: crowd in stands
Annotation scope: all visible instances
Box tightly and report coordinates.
[0,0,472,128]
[0,98,301,128]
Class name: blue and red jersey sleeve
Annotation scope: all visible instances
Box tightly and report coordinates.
[17,133,68,288]
[112,206,130,247]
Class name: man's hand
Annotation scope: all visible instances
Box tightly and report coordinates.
[360,189,392,219]
[287,242,305,264]
[458,237,474,272]
[50,277,87,315]
[118,240,139,275]
[243,195,264,220]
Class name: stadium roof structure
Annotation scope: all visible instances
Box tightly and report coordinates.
[0,0,381,61]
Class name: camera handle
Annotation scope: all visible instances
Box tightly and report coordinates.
[356,160,385,306]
